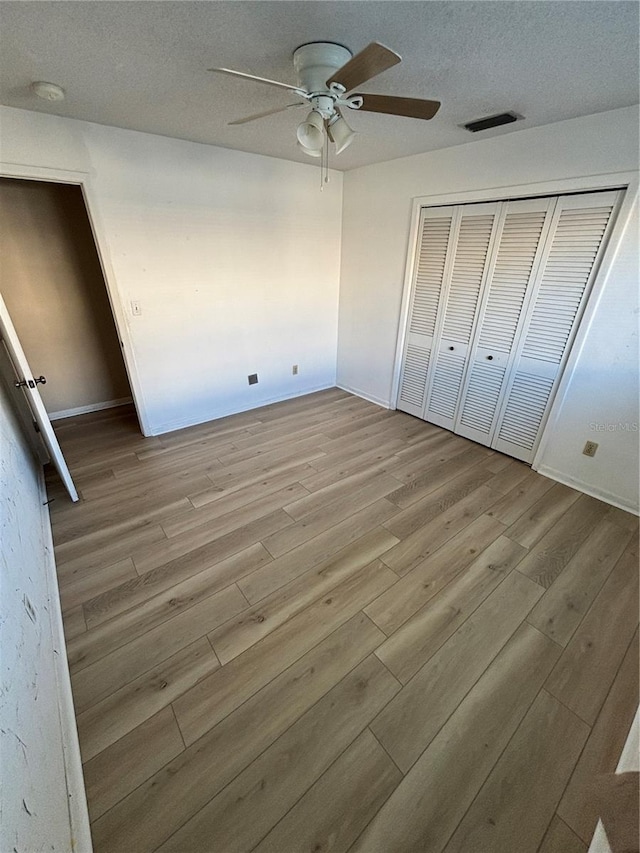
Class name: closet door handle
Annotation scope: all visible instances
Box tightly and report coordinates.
[14,375,46,389]
[487,355,494,361]
[448,346,455,351]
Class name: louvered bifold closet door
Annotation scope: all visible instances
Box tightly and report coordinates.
[397,207,455,416]
[455,197,556,446]
[423,202,501,430]
[493,189,623,462]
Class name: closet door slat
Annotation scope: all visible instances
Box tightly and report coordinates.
[455,197,556,446]
[398,344,431,409]
[493,190,622,462]
[424,204,501,430]
[427,350,468,420]
[397,209,455,416]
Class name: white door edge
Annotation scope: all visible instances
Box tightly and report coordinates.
[0,294,78,501]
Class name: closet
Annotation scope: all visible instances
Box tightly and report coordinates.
[0,178,132,420]
[397,189,623,463]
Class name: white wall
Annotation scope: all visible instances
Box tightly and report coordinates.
[337,106,639,512]
[0,371,91,851]
[0,107,343,435]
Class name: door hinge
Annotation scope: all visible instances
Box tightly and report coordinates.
[33,420,41,433]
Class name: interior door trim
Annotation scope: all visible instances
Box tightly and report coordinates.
[0,160,151,436]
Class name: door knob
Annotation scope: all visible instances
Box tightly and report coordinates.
[15,375,46,389]
[448,346,455,351]
[487,355,494,361]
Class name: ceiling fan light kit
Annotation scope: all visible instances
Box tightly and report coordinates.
[297,109,325,151]
[297,141,322,158]
[327,112,355,154]
[209,40,441,163]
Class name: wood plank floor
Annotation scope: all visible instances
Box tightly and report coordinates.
[45,389,639,853]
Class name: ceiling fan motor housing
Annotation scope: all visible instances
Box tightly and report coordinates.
[309,95,334,119]
[293,42,352,97]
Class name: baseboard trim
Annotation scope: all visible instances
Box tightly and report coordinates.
[49,397,132,421]
[148,384,336,436]
[37,470,93,851]
[336,383,391,410]
[534,463,639,516]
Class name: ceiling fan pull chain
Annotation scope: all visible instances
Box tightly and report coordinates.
[323,133,326,188]
[320,126,327,191]
[322,130,329,187]
[325,133,330,185]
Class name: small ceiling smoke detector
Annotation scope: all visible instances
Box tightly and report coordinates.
[31,81,65,101]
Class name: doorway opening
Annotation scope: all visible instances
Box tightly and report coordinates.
[0,177,140,432]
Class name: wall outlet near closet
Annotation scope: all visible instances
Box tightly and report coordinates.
[292,364,299,375]
[248,373,258,385]
[583,440,599,457]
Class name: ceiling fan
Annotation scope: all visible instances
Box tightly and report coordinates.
[209,41,441,158]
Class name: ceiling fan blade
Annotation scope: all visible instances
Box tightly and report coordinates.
[326,42,401,92]
[209,67,306,96]
[352,93,441,120]
[229,103,305,126]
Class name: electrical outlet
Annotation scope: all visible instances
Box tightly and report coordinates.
[292,365,298,375]
[583,441,598,457]
[248,373,258,385]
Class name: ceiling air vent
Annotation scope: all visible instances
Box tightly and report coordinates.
[463,111,522,133]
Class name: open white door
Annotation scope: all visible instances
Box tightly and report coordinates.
[0,294,78,501]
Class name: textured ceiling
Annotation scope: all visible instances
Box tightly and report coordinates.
[0,1,638,171]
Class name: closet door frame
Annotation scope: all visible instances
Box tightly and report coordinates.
[0,161,152,436]
[391,171,638,469]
